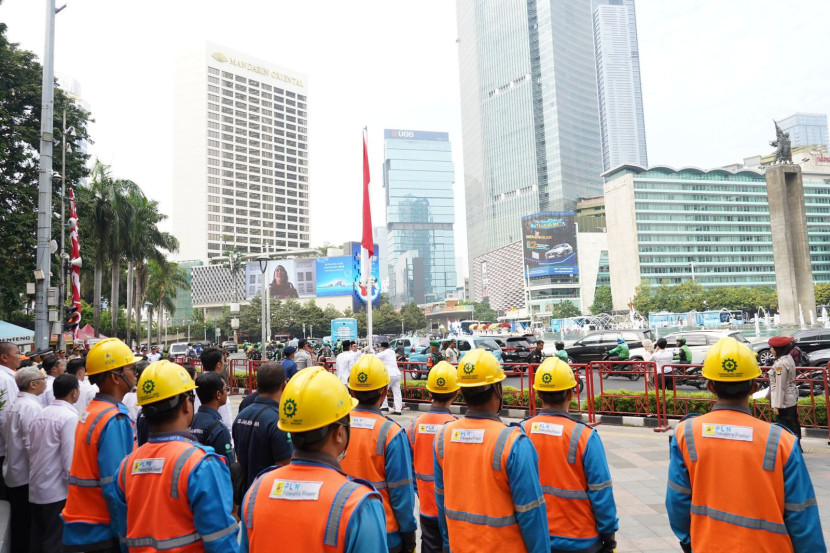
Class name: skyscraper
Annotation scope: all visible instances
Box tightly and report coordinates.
[383,129,457,306]
[778,113,829,148]
[593,0,648,171]
[172,42,310,262]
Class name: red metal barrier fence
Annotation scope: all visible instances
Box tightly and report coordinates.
[215,356,830,431]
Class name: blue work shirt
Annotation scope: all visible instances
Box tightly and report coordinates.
[239,452,387,553]
[232,396,293,490]
[191,405,236,465]
[433,410,549,553]
[281,357,298,381]
[238,391,259,412]
[112,432,239,553]
[62,394,135,551]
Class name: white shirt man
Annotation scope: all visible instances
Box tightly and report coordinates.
[0,344,21,480]
[29,374,80,552]
[147,349,162,363]
[294,340,314,370]
[2,367,46,552]
[377,343,404,414]
[335,341,358,385]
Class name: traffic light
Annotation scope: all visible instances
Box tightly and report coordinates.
[65,305,81,332]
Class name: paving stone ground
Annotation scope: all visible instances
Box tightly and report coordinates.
[230,396,830,552]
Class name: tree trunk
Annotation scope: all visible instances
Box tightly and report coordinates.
[110,257,120,338]
[156,292,164,346]
[93,254,103,338]
[125,262,133,346]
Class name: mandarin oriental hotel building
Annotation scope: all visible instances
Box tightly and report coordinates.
[172,42,310,261]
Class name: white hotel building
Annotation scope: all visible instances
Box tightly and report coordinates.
[172,42,310,261]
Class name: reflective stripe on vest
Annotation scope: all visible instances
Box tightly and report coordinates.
[676,412,797,553]
[523,414,600,541]
[437,419,525,550]
[244,463,379,552]
[410,412,456,518]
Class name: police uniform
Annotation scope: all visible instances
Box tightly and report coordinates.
[191,405,236,465]
[521,408,618,552]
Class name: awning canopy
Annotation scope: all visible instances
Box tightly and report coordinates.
[0,321,35,345]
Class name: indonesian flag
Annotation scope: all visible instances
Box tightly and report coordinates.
[362,128,374,257]
[69,188,82,337]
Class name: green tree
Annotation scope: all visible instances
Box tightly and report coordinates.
[653,279,679,313]
[551,300,581,319]
[674,280,705,312]
[0,21,92,318]
[400,302,427,333]
[472,300,498,322]
[632,280,654,315]
[815,283,830,306]
[589,285,613,314]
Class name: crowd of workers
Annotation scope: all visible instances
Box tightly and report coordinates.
[0,332,826,552]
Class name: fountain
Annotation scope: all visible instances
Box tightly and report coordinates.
[799,304,806,330]
[824,306,829,329]
[755,316,760,338]
[810,310,816,327]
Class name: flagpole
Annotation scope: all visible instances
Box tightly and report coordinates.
[362,127,374,353]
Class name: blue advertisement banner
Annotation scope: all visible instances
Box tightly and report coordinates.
[521,211,578,278]
[350,243,381,311]
[316,256,354,297]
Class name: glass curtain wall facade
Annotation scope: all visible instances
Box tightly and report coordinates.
[456,0,605,281]
[778,113,829,148]
[383,130,457,306]
[593,0,648,171]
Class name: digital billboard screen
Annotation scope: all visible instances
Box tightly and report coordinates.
[521,211,578,278]
[245,259,317,300]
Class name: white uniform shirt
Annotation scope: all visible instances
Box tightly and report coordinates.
[294,349,313,371]
[2,392,44,487]
[77,378,98,414]
[377,349,401,378]
[28,399,78,504]
[650,349,674,374]
[41,374,56,407]
[147,353,162,363]
[335,351,356,384]
[122,391,139,421]
[0,365,19,457]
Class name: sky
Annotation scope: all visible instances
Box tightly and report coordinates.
[2,0,829,283]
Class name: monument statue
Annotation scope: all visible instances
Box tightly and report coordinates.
[770,120,792,164]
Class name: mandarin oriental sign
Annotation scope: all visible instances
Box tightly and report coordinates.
[211,51,304,88]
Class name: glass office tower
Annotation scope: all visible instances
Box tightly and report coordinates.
[383,130,457,306]
[778,113,829,148]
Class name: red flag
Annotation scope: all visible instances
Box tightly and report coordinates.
[362,129,374,256]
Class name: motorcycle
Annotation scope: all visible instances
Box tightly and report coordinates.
[601,353,642,381]
[672,364,707,390]
[247,348,262,361]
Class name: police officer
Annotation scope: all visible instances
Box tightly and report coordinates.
[340,355,417,553]
[666,337,825,552]
[405,361,459,553]
[521,358,618,553]
[433,349,548,553]
[112,360,239,552]
[240,366,387,552]
[62,338,140,553]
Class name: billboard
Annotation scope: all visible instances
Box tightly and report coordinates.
[316,256,354,297]
[350,243,381,311]
[521,211,578,278]
[384,129,448,141]
[245,259,317,300]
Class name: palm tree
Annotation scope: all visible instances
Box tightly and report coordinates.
[123,190,178,345]
[146,260,189,345]
[88,161,119,337]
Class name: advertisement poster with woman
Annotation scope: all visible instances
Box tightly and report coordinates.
[245,259,317,300]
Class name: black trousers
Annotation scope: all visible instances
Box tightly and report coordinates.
[776,405,802,445]
[658,373,674,391]
[0,456,6,500]
[7,483,30,553]
[420,514,443,553]
[30,499,66,553]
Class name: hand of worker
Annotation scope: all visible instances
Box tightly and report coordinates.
[773,407,779,415]
[600,533,617,553]
[402,530,417,553]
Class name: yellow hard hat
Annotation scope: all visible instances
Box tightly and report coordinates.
[427,361,460,393]
[348,355,390,391]
[701,337,761,382]
[279,366,358,432]
[86,338,141,376]
[534,357,577,392]
[456,349,505,388]
[137,360,197,406]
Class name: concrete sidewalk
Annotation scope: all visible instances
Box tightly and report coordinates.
[229,395,830,552]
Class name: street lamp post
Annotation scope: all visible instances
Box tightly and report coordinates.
[144,302,152,351]
[257,254,269,348]
[187,320,191,343]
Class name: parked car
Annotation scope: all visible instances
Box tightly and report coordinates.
[750,329,830,367]
[406,336,504,379]
[661,330,751,365]
[545,243,573,259]
[389,337,429,360]
[168,342,189,357]
[566,330,654,364]
[491,335,535,365]
[222,340,238,353]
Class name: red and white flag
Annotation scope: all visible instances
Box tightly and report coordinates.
[362,128,374,257]
[69,188,82,336]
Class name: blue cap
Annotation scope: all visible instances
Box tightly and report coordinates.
[616,338,623,343]
[283,346,296,356]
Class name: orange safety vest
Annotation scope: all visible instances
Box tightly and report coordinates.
[521,413,598,541]
[118,438,209,552]
[242,461,379,552]
[63,398,130,526]
[434,417,525,553]
[674,409,797,553]
[339,408,403,534]
[406,411,456,518]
